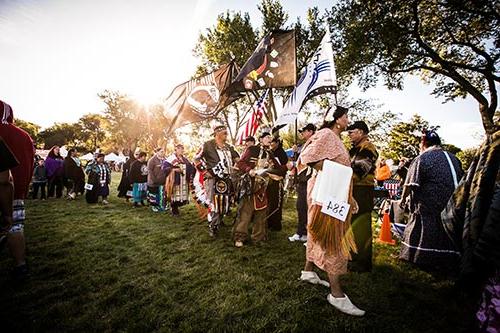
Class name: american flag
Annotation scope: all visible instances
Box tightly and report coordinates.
[236,89,269,145]
[383,179,401,199]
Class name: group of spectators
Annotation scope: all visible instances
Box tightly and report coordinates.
[31,146,86,200]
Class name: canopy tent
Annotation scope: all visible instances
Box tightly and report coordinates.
[80,153,94,161]
[104,152,120,162]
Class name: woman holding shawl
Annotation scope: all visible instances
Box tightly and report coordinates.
[297,106,365,316]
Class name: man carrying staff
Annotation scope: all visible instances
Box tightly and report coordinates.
[199,124,239,237]
[232,132,278,247]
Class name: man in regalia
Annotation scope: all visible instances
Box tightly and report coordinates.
[199,125,239,237]
[232,132,284,247]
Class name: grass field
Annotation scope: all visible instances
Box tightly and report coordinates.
[1,173,471,332]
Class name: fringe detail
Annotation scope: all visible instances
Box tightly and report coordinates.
[308,204,357,259]
[193,200,208,220]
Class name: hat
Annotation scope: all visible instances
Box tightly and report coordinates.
[175,143,184,148]
[212,124,227,135]
[259,132,271,140]
[244,136,255,143]
[298,123,316,133]
[347,120,370,134]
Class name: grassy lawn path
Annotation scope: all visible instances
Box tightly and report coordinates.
[1,174,468,332]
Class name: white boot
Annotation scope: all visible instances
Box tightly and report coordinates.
[299,271,330,287]
[327,293,365,316]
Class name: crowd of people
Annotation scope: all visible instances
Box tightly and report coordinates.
[1,99,498,328]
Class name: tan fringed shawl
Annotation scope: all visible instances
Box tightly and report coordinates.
[298,128,357,258]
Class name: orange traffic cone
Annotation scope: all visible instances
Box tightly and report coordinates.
[378,210,396,245]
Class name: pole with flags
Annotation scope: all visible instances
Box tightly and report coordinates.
[274,31,337,128]
[235,88,270,145]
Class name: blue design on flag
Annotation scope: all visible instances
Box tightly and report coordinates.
[306,60,331,94]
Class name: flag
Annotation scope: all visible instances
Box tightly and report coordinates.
[236,89,269,145]
[232,30,296,92]
[163,63,237,133]
[274,32,337,127]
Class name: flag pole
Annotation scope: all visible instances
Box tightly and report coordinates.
[268,88,277,127]
[294,118,298,144]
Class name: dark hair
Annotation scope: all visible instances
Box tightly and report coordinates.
[154,147,163,153]
[138,152,147,158]
[47,145,61,158]
[67,148,77,156]
[320,106,348,130]
[96,153,105,158]
[422,129,441,147]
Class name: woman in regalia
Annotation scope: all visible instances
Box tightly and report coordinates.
[297,106,365,316]
[162,144,195,216]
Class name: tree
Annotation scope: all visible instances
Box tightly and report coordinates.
[258,0,289,35]
[77,113,107,152]
[38,123,81,149]
[98,90,146,152]
[456,147,478,170]
[293,7,327,75]
[384,114,438,160]
[193,11,257,73]
[14,119,41,145]
[140,104,171,151]
[328,0,500,135]
[345,98,400,151]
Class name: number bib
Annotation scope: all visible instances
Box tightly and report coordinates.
[321,196,350,222]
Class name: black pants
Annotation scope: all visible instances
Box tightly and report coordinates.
[48,176,64,198]
[296,181,308,236]
[267,180,284,231]
[349,185,374,272]
[32,182,47,199]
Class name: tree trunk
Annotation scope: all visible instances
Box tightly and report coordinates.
[479,103,498,136]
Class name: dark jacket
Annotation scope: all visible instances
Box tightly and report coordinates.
[33,165,47,183]
[442,132,500,295]
[129,160,148,184]
[64,156,85,183]
[147,155,167,186]
[201,139,239,176]
[349,139,379,186]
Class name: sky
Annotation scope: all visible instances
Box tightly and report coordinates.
[0,0,485,149]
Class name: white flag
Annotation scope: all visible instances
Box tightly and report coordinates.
[275,32,337,127]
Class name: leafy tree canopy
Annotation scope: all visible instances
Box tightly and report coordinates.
[328,0,500,134]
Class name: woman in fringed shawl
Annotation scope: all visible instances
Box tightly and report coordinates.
[297,106,365,317]
[162,144,195,216]
[442,130,500,332]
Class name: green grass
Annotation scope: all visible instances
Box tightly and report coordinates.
[1,173,469,332]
